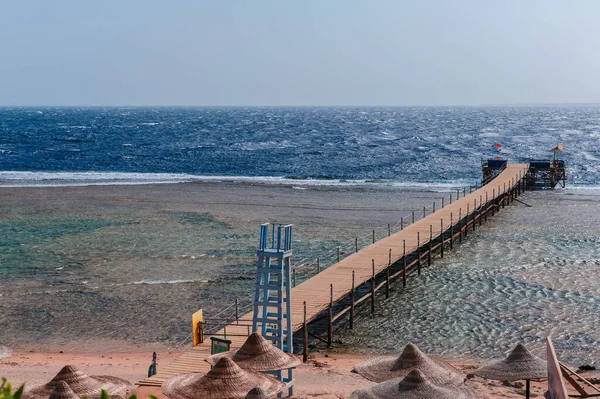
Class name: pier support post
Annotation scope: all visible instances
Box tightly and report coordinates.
[371,259,375,313]
[423,207,426,219]
[450,213,454,250]
[440,219,444,258]
[473,199,477,231]
[485,192,488,222]
[303,301,308,362]
[355,237,358,253]
[458,209,463,243]
[401,217,404,230]
[428,225,432,266]
[235,298,239,324]
[372,230,375,244]
[417,232,421,275]
[457,189,460,200]
[492,189,496,216]
[328,285,333,348]
[463,187,466,197]
[433,202,436,213]
[293,268,296,287]
[402,240,407,287]
[337,246,340,262]
[512,178,515,200]
[317,257,320,273]
[442,198,445,208]
[412,211,415,224]
[350,271,355,329]
[449,193,452,204]
[465,204,469,238]
[520,177,524,193]
[386,249,391,298]
[388,223,391,237]
[479,196,483,226]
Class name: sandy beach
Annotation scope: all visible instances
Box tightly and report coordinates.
[3,2,600,396]
[1,349,564,398]
[2,182,600,398]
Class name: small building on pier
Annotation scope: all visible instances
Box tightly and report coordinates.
[482,144,566,189]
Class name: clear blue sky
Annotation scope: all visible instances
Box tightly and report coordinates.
[1,1,599,106]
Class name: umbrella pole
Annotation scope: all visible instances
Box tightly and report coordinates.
[526,379,530,399]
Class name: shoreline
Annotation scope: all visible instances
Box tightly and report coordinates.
[0,181,449,353]
[2,181,600,398]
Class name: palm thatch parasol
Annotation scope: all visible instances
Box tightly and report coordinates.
[350,369,476,399]
[48,382,79,399]
[352,343,463,385]
[244,387,271,399]
[23,365,131,399]
[474,343,547,399]
[162,357,285,399]
[206,332,301,372]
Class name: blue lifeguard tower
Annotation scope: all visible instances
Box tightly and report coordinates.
[252,223,294,394]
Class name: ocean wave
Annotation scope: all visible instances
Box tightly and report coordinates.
[0,171,478,191]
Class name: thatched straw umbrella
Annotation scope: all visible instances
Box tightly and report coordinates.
[162,357,285,399]
[474,344,547,399]
[244,387,271,399]
[352,343,463,385]
[48,382,79,399]
[23,365,131,399]
[350,369,476,399]
[206,332,301,372]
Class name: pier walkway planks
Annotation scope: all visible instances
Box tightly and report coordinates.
[138,164,529,387]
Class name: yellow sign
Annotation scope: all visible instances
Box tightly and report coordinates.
[192,309,203,346]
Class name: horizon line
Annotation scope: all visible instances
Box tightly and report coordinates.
[1,102,600,108]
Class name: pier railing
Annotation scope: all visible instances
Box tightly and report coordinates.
[138,164,529,387]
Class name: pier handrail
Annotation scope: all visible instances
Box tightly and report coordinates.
[138,164,529,387]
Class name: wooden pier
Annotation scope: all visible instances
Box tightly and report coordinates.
[138,164,529,387]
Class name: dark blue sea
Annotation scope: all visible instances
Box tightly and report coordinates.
[1,106,599,187]
[1,107,600,364]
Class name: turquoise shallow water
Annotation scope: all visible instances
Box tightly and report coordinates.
[1,182,599,366]
[0,182,448,351]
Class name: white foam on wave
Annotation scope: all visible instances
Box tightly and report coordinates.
[0,171,197,187]
[0,170,480,191]
[565,185,600,192]
[131,279,202,285]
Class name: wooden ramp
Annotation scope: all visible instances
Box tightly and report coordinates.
[138,164,529,387]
